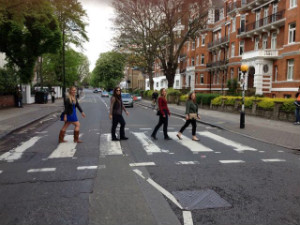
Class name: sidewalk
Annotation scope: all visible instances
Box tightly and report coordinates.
[0,100,64,140]
[139,100,300,150]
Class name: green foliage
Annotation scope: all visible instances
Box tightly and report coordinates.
[167,88,181,96]
[196,93,220,105]
[0,67,18,94]
[227,78,238,95]
[281,99,296,113]
[224,96,236,106]
[179,94,188,102]
[257,98,275,110]
[91,51,126,90]
[0,0,62,83]
[147,90,154,98]
[211,96,222,105]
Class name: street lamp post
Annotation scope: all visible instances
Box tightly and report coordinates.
[240,64,249,129]
[62,28,66,101]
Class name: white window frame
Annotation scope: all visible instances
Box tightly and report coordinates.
[191,57,195,66]
[262,34,268,49]
[290,0,297,8]
[232,17,236,32]
[288,23,296,44]
[271,32,277,49]
[255,37,259,50]
[239,40,245,55]
[263,7,268,25]
[231,42,235,57]
[176,80,179,87]
[196,55,199,66]
[287,59,294,81]
[201,35,205,46]
[256,11,261,29]
[197,37,200,47]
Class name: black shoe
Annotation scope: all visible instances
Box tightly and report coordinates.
[120,137,128,140]
[164,137,172,140]
[151,135,157,140]
[112,137,120,141]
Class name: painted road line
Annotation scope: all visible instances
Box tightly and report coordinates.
[132,132,163,154]
[261,159,286,162]
[133,168,146,179]
[100,134,123,156]
[0,136,42,162]
[198,131,257,153]
[27,168,56,173]
[176,161,199,165]
[183,211,194,225]
[169,132,214,153]
[77,166,98,170]
[48,135,82,159]
[129,162,156,167]
[147,178,183,209]
[0,170,2,174]
[219,160,245,164]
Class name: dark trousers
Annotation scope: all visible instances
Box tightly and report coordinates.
[152,111,169,138]
[296,107,300,122]
[179,119,197,135]
[111,114,126,139]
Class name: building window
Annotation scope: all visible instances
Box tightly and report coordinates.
[255,37,259,50]
[187,41,190,51]
[262,34,268,49]
[230,68,234,80]
[271,32,277,49]
[232,17,236,32]
[201,54,205,65]
[176,80,179,87]
[200,74,204,84]
[240,15,245,33]
[192,40,195,50]
[263,7,268,25]
[197,37,200,47]
[289,23,296,44]
[220,9,224,20]
[239,40,245,55]
[227,25,230,36]
[217,50,221,61]
[201,35,205,46]
[231,42,235,57]
[272,3,278,22]
[255,11,261,29]
[287,59,294,80]
[147,81,149,87]
[290,0,297,8]
[274,66,278,81]
[156,82,159,88]
[196,55,199,66]
[191,57,195,66]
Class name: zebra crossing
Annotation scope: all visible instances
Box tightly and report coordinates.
[0,128,290,175]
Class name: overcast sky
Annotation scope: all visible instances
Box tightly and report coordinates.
[80,0,115,71]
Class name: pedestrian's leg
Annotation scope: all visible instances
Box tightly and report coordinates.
[296,107,300,123]
[111,115,119,140]
[163,114,169,139]
[119,115,128,140]
[73,122,82,143]
[151,116,163,139]
[191,119,199,141]
[59,122,70,143]
[179,120,191,134]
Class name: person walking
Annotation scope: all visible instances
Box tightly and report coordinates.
[294,86,300,125]
[109,87,129,141]
[151,88,171,140]
[51,88,56,103]
[59,86,86,143]
[151,91,158,109]
[177,92,200,141]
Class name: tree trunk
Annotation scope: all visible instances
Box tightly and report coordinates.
[165,67,176,88]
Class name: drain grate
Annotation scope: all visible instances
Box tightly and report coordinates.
[172,189,231,210]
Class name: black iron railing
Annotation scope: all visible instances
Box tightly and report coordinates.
[208,36,229,49]
[206,59,229,68]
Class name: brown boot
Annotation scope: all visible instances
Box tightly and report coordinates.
[74,131,83,143]
[59,130,67,143]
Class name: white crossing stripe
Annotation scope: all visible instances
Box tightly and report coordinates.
[183,211,194,225]
[48,135,81,159]
[27,168,56,173]
[261,159,286,162]
[132,132,163,154]
[198,131,257,153]
[77,166,98,170]
[168,132,213,153]
[0,136,42,162]
[100,134,123,156]
[219,160,245,164]
[0,170,3,174]
[176,161,199,165]
[129,162,156,167]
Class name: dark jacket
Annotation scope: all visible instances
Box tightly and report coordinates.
[64,97,83,115]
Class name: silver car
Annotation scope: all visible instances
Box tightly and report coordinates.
[121,93,133,108]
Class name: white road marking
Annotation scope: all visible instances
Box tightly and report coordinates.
[259,151,265,153]
[100,134,123,156]
[129,162,156,167]
[35,131,48,134]
[0,170,3,174]
[0,136,42,162]
[277,150,284,153]
[215,152,222,154]
[169,132,213,153]
[176,161,199,165]
[183,211,194,225]
[198,131,257,153]
[77,166,98,170]
[27,168,56,173]
[261,159,286,162]
[219,160,245,164]
[147,178,183,209]
[48,135,82,159]
[133,169,146,179]
[132,132,163,154]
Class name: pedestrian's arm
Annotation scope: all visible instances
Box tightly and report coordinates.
[158,98,164,116]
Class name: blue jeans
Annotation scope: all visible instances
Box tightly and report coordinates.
[295,107,300,122]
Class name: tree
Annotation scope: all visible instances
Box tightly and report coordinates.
[0,0,62,83]
[91,51,126,90]
[113,0,163,90]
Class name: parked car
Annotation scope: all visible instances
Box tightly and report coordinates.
[132,94,142,101]
[93,88,102,93]
[121,93,133,107]
[101,91,109,97]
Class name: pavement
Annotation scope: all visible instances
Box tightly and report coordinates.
[138,99,300,150]
[0,97,299,150]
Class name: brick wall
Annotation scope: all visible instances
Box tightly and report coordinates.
[0,95,15,108]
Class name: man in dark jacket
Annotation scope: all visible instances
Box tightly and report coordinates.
[151,91,158,109]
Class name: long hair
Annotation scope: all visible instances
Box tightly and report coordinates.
[160,88,166,98]
[113,87,122,101]
[67,86,76,103]
[188,91,196,103]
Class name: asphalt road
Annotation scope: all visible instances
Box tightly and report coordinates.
[0,89,300,225]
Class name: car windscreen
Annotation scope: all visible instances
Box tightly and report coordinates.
[121,94,131,98]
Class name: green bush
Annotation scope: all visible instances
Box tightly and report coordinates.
[257,98,275,110]
[167,88,181,96]
[179,94,188,102]
[196,93,220,105]
[224,96,237,106]
[211,96,222,105]
[280,99,296,113]
[147,90,154,98]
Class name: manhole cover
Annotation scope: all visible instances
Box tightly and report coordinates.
[172,189,231,210]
